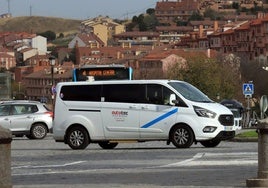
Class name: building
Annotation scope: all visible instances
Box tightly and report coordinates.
[155,0,200,25]
[80,16,125,46]
[68,33,105,49]
[0,73,12,100]
[113,31,160,47]
[137,48,214,79]
[24,64,73,103]
[0,47,16,70]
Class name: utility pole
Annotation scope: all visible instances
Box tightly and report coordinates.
[7,0,10,14]
[30,5,32,16]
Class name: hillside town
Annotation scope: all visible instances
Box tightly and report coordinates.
[0,0,268,104]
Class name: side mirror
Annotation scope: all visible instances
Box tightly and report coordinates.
[169,94,178,106]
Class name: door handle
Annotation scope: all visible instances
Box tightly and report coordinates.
[129,105,137,109]
[141,106,149,110]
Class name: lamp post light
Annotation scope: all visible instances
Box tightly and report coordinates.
[49,56,56,108]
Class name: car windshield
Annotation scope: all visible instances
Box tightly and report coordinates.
[168,81,213,103]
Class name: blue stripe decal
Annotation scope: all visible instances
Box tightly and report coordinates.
[141,108,178,128]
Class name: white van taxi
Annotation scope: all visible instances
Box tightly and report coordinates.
[53,80,235,150]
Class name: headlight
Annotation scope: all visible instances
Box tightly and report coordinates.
[194,106,216,118]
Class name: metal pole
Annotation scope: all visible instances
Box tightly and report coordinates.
[51,64,54,106]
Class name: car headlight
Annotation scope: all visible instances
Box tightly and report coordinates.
[194,106,216,118]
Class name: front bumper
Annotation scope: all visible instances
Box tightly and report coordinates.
[213,131,236,141]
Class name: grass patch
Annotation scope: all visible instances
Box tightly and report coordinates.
[236,130,258,138]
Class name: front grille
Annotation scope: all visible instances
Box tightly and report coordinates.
[218,114,234,126]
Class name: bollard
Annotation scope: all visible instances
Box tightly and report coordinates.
[247,118,268,187]
[0,125,12,188]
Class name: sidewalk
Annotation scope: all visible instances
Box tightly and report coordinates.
[232,128,257,142]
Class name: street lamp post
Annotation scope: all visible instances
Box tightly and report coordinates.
[49,56,56,108]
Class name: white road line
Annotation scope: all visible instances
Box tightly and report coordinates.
[158,153,205,167]
[158,152,257,168]
[12,161,86,169]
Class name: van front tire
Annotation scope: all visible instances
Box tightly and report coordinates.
[170,124,194,148]
[66,126,89,150]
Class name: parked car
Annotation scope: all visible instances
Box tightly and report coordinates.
[0,100,53,139]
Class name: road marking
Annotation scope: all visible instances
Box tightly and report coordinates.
[158,152,257,168]
[12,152,258,176]
[12,161,86,169]
[158,153,205,167]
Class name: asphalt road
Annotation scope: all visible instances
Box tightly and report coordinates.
[11,135,258,188]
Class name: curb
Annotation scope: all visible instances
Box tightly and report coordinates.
[231,137,258,142]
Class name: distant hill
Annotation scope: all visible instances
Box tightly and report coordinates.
[0,16,81,35]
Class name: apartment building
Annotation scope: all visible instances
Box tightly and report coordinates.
[0,47,16,70]
[24,64,73,103]
[156,26,193,44]
[68,33,105,49]
[113,31,160,47]
[178,14,268,65]
[155,0,200,25]
[80,16,125,46]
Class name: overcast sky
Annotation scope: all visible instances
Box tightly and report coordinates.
[0,0,160,20]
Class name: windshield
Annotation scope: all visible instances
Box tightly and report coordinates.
[168,81,213,103]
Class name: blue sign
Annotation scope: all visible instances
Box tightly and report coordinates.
[243,83,254,95]
[51,86,56,94]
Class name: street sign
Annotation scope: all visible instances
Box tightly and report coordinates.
[243,83,254,96]
[51,85,56,94]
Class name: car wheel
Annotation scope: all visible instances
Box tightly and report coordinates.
[98,142,118,149]
[66,126,89,150]
[170,124,194,148]
[200,140,221,147]
[30,124,47,139]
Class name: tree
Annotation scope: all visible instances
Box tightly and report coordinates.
[188,11,204,21]
[167,55,241,101]
[38,30,56,41]
[240,59,268,98]
[203,8,224,20]
[232,2,239,9]
[58,33,64,38]
[146,8,155,15]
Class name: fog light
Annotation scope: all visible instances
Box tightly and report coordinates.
[203,126,217,133]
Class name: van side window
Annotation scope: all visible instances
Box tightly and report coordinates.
[103,84,146,103]
[60,85,101,101]
[147,84,163,104]
[163,86,175,105]
[146,84,178,105]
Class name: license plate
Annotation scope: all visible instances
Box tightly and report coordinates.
[224,126,233,131]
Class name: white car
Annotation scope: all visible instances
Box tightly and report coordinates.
[0,100,53,139]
